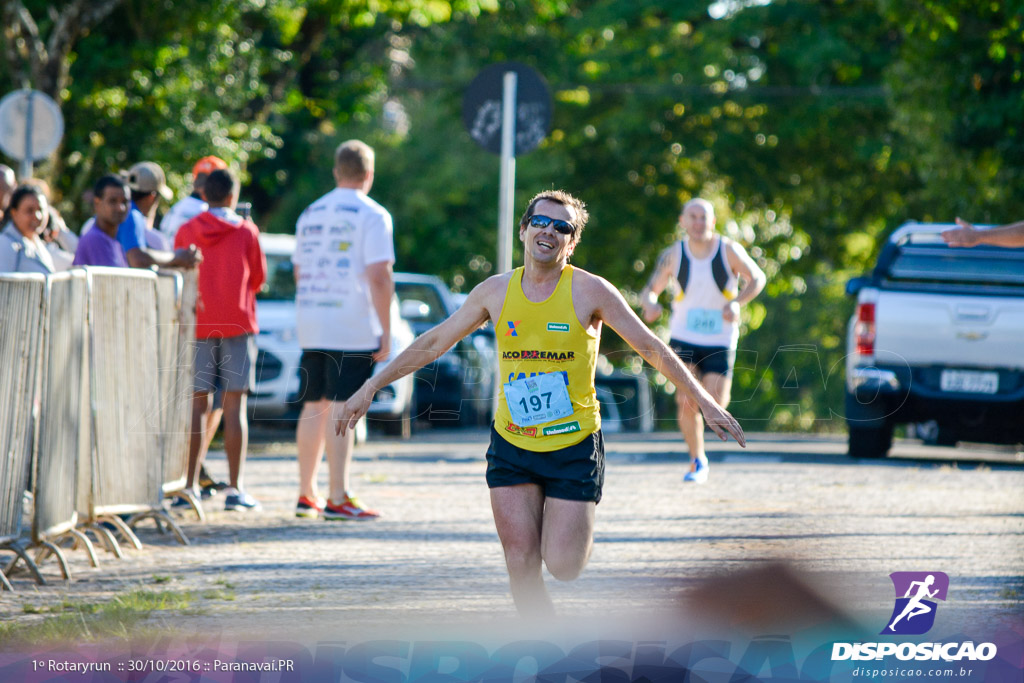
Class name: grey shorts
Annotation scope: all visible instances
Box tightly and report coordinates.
[193,334,257,393]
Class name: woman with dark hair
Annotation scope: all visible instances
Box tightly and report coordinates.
[0,184,55,274]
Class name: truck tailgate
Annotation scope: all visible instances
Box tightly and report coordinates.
[875,291,1024,369]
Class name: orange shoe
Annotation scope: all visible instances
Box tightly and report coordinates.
[295,496,325,519]
[323,494,380,521]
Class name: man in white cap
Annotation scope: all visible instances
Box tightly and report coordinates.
[161,155,229,243]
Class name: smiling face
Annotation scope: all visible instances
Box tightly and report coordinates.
[8,191,48,238]
[519,198,579,266]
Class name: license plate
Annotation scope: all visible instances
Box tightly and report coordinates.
[939,370,999,394]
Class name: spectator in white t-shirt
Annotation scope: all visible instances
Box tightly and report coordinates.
[292,139,395,521]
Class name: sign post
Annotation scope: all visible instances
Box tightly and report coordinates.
[463,62,551,274]
[0,90,64,179]
[497,71,518,275]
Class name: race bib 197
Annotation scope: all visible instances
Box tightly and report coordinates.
[686,308,723,335]
[504,372,574,427]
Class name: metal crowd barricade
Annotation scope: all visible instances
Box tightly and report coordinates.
[130,269,198,531]
[80,267,187,553]
[30,271,99,579]
[0,274,47,590]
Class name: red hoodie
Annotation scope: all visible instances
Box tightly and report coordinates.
[174,211,267,340]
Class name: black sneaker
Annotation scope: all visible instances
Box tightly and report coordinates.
[198,472,227,498]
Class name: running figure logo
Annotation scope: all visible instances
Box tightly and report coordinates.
[506,320,522,337]
[882,571,949,635]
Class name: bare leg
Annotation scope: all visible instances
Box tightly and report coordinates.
[220,391,248,490]
[186,392,211,490]
[541,497,596,581]
[203,407,223,453]
[490,484,552,616]
[675,362,705,465]
[702,371,732,409]
[296,399,329,500]
[325,399,355,501]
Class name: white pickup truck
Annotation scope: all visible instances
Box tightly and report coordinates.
[844,222,1024,458]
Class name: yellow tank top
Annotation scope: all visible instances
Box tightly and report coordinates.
[494,266,601,451]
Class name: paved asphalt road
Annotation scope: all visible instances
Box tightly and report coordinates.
[3,428,1021,651]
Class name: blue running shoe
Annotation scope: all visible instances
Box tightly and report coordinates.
[683,458,709,483]
[224,489,261,511]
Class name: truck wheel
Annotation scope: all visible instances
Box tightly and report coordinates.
[848,425,893,459]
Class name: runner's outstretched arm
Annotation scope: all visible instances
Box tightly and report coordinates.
[587,274,746,447]
[334,281,494,436]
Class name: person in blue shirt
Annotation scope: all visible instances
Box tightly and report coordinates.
[117,161,201,269]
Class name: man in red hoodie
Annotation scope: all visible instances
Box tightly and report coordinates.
[175,168,267,511]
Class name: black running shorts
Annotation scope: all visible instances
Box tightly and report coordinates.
[298,349,376,403]
[485,425,605,503]
[669,338,735,377]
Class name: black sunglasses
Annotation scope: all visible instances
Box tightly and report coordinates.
[527,214,575,235]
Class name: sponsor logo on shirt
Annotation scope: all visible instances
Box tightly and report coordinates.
[504,423,538,437]
[505,320,521,336]
[331,241,352,252]
[547,323,570,332]
[302,224,323,236]
[317,257,333,268]
[329,222,356,235]
[334,205,360,213]
[542,421,580,436]
[336,258,350,269]
[501,350,575,361]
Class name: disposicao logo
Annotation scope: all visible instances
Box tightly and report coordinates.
[831,571,998,663]
[883,571,948,635]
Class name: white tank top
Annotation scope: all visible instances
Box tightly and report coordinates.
[668,236,739,348]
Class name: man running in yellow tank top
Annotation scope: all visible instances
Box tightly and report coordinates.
[335,190,746,616]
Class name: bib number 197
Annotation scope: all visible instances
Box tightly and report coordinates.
[504,372,573,427]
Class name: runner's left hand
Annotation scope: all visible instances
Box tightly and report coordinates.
[335,384,374,436]
[697,395,746,447]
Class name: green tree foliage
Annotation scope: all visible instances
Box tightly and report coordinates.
[2,0,1020,430]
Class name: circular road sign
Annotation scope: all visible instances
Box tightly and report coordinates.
[462,62,551,156]
[0,90,64,162]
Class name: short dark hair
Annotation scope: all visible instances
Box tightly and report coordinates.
[203,168,238,204]
[3,184,47,225]
[94,175,127,199]
[518,189,590,237]
[193,172,211,193]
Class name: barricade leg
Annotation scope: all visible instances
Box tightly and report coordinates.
[0,569,13,592]
[129,509,190,546]
[66,529,100,568]
[34,542,71,580]
[2,540,46,585]
[82,522,124,559]
[166,489,205,523]
[100,515,143,551]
